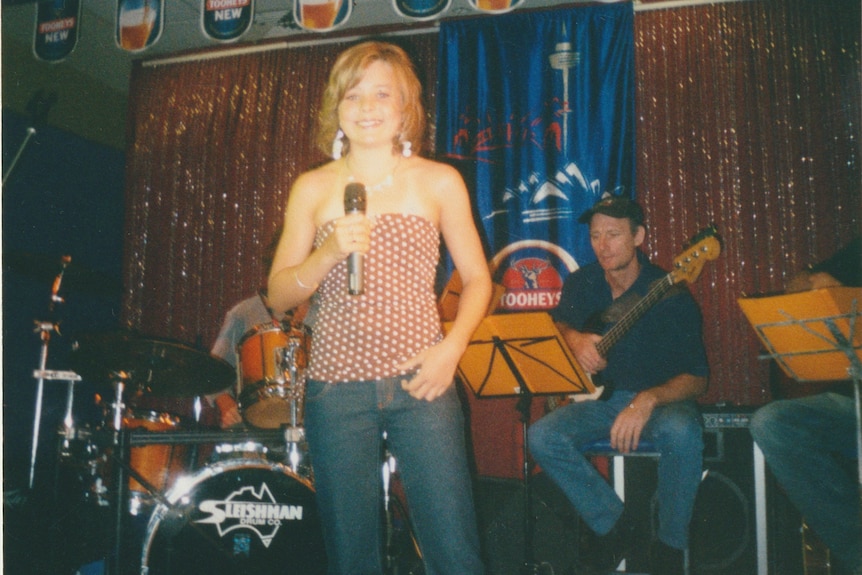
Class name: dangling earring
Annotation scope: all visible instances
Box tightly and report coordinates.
[332,129,345,160]
[401,139,413,158]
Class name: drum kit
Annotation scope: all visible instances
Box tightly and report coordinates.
[12,255,325,574]
[12,253,420,575]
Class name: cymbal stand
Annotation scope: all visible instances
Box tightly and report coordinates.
[28,321,55,489]
[107,373,130,436]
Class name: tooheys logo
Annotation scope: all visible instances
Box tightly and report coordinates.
[196,483,303,548]
[33,0,81,62]
[202,0,253,41]
[493,240,578,311]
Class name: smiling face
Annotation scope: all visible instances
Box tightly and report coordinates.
[337,60,404,151]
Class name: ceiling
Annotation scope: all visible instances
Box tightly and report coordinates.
[2,0,592,148]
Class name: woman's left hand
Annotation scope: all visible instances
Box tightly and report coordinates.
[398,340,463,401]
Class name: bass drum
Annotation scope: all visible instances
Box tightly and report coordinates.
[140,459,326,575]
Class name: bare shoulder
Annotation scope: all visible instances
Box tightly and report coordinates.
[286,160,343,218]
[291,161,340,197]
[404,157,466,196]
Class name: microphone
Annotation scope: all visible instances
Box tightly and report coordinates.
[49,255,72,311]
[344,182,367,295]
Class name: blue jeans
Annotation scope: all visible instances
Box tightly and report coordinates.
[750,392,861,574]
[528,391,704,550]
[304,376,485,575]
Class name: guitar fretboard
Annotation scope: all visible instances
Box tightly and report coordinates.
[596,274,675,357]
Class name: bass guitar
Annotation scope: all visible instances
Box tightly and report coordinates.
[548,225,721,407]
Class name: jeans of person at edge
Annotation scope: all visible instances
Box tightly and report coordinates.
[303,375,485,575]
[750,392,862,575]
[528,390,704,551]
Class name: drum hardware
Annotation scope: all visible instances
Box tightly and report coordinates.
[35,368,83,471]
[70,331,235,399]
[381,433,423,574]
[383,440,399,571]
[211,440,270,462]
[8,252,124,488]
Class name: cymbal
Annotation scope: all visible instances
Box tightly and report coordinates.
[70,331,234,397]
[3,251,122,296]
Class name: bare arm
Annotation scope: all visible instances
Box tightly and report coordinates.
[611,373,708,453]
[400,164,492,400]
[557,322,606,374]
[267,171,371,315]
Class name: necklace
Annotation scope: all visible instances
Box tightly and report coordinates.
[346,156,400,193]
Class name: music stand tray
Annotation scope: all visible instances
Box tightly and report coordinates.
[445,311,595,398]
[738,287,862,382]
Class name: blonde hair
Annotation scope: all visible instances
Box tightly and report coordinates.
[316,41,426,157]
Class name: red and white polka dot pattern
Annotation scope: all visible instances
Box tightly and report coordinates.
[307,213,443,383]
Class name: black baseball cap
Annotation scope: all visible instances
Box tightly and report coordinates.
[577,196,645,227]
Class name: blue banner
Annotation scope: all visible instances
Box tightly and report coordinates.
[437,4,635,312]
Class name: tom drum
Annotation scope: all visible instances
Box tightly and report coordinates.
[237,323,310,429]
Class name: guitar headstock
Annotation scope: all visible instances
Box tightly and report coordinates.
[670,225,722,285]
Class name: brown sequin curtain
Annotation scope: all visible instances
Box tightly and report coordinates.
[122,34,439,348]
[634,0,860,404]
[123,0,859,406]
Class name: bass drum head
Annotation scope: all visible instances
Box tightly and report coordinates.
[141,459,326,574]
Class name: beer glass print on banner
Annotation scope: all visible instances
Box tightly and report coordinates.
[469,0,522,13]
[117,0,161,51]
[294,0,347,31]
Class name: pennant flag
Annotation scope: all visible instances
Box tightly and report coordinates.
[437,4,635,312]
[34,0,81,62]
[116,0,163,52]
[293,0,350,32]
[392,0,451,21]
[202,0,254,42]
[466,0,523,14]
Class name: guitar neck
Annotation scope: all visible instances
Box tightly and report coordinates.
[595,274,674,357]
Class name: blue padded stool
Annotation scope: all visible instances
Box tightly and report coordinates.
[581,438,691,575]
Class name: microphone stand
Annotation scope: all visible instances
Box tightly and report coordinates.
[27,256,71,489]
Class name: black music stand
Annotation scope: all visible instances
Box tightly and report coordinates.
[739,287,862,516]
[447,311,595,574]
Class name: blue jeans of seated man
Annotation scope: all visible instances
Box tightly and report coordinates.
[304,376,485,575]
[528,391,704,550]
[750,392,862,575]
